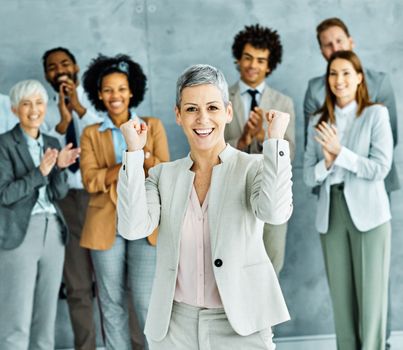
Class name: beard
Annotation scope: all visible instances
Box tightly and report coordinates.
[50,72,78,92]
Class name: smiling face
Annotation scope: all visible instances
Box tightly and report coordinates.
[98,72,133,121]
[237,43,270,88]
[12,94,47,139]
[319,26,354,61]
[175,84,232,155]
[328,58,362,108]
[45,51,79,91]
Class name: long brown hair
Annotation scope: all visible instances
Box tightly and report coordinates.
[316,50,373,127]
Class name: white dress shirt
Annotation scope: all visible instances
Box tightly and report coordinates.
[238,80,266,123]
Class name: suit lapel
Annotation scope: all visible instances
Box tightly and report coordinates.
[100,129,116,167]
[169,159,194,261]
[12,126,36,172]
[345,114,365,151]
[99,129,118,204]
[208,162,229,255]
[230,83,246,133]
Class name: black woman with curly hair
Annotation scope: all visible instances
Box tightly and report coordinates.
[225,24,296,278]
[79,54,169,350]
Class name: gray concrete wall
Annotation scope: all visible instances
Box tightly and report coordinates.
[1,0,402,345]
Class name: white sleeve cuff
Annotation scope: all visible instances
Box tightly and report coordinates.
[334,146,359,173]
[314,159,332,182]
[122,150,144,180]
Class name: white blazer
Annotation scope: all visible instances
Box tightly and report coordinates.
[117,140,293,341]
[304,104,393,233]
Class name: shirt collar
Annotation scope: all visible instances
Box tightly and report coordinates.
[335,100,358,116]
[239,80,266,96]
[98,110,140,132]
[19,125,44,148]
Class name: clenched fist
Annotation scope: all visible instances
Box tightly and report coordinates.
[265,109,290,139]
[120,118,148,152]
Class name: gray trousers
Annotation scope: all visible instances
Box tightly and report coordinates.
[148,302,275,350]
[321,186,390,350]
[0,214,65,350]
[58,189,96,350]
[263,222,287,276]
[91,235,156,350]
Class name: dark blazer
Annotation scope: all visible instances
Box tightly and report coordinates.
[0,125,69,250]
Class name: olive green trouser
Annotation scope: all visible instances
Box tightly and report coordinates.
[320,185,390,350]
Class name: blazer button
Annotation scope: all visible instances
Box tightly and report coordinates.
[123,165,126,170]
[214,259,223,267]
[279,151,284,156]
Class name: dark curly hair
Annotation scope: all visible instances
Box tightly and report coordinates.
[82,54,147,111]
[42,47,77,72]
[232,24,283,75]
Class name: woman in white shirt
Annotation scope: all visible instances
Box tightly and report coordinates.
[304,50,393,350]
[117,64,293,350]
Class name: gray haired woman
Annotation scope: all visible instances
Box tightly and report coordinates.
[0,80,79,349]
[117,65,293,350]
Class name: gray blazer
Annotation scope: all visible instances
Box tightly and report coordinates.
[117,141,293,341]
[225,82,296,160]
[304,105,393,233]
[304,68,399,192]
[0,125,69,249]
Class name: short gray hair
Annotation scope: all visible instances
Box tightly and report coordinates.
[9,80,48,108]
[176,64,229,107]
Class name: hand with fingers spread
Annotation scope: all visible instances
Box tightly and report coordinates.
[57,143,81,169]
[265,109,290,139]
[120,118,148,152]
[39,148,59,176]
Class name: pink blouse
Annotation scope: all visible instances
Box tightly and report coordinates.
[174,186,223,308]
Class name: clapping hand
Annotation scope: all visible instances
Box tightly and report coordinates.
[314,122,341,169]
[39,148,59,176]
[57,143,81,169]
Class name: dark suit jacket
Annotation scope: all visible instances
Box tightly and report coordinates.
[0,125,69,250]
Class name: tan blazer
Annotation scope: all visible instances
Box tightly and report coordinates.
[80,116,169,250]
[225,82,296,160]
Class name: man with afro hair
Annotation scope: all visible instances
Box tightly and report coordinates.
[225,24,295,276]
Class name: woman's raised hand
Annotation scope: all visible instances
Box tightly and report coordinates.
[265,109,290,139]
[120,118,148,152]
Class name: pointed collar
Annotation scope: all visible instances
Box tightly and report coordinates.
[239,80,266,96]
[18,125,43,148]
